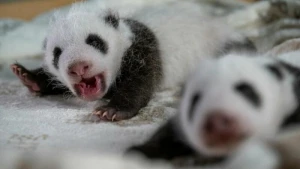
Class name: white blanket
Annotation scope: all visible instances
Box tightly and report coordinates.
[0,63,179,153]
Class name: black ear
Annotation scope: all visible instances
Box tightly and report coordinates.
[104,11,119,29]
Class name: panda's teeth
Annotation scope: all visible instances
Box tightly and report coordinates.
[95,75,101,85]
[79,83,86,88]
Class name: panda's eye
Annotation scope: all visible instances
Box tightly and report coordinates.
[53,47,62,69]
[86,34,108,54]
[265,64,283,81]
[235,82,261,108]
[188,93,201,120]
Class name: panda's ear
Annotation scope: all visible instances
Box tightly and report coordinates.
[104,10,119,29]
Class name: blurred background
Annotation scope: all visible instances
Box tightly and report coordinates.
[0,0,82,20]
[0,0,258,20]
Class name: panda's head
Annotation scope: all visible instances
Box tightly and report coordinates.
[43,8,132,101]
[179,54,297,157]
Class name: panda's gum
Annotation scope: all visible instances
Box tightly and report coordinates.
[75,74,103,100]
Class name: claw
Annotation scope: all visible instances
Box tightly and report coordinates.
[112,114,116,122]
[12,68,17,73]
[11,65,17,70]
[22,73,27,77]
[102,111,108,117]
[93,111,101,115]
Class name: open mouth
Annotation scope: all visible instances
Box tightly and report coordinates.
[74,73,106,101]
[202,131,248,154]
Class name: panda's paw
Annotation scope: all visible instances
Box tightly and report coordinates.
[93,106,136,122]
[10,64,41,95]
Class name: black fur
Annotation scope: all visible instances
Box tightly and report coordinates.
[86,34,108,54]
[95,19,162,119]
[126,117,226,166]
[265,64,284,81]
[218,38,256,56]
[127,118,195,160]
[104,13,119,29]
[53,47,62,69]
[279,61,300,128]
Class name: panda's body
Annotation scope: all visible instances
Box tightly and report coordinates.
[128,52,300,166]
[129,2,252,89]
[11,1,253,121]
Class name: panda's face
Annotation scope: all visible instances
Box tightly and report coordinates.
[179,55,297,156]
[44,11,131,101]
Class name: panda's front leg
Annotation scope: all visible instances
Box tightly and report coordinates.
[92,35,161,121]
[93,80,154,121]
[93,65,159,121]
[10,63,70,96]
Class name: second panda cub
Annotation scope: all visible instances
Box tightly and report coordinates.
[128,53,300,165]
[10,2,252,121]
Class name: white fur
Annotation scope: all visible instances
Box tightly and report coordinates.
[132,1,246,89]
[43,1,244,98]
[178,54,297,156]
[225,127,300,169]
[44,9,132,96]
[224,138,279,169]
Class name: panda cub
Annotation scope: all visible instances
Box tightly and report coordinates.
[10,2,254,121]
[127,53,300,165]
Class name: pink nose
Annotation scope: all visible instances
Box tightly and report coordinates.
[68,61,91,77]
[203,111,239,143]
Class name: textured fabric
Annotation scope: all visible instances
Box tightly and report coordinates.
[0,65,180,153]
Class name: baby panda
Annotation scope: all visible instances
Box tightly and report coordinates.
[127,53,300,166]
[10,1,254,121]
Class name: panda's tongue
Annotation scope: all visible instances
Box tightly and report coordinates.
[75,75,101,100]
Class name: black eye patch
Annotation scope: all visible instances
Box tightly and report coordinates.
[53,47,62,69]
[188,93,201,120]
[85,34,108,54]
[265,64,283,81]
[235,82,261,108]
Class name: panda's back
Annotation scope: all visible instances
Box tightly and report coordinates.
[131,1,245,89]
